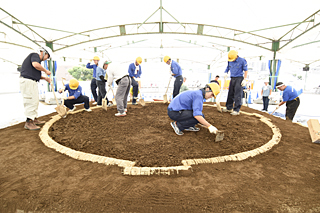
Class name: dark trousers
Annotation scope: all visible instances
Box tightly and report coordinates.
[130,77,139,103]
[90,78,98,102]
[262,96,270,111]
[64,95,90,110]
[286,97,300,121]
[173,75,183,98]
[226,76,244,112]
[96,80,109,105]
[168,109,199,131]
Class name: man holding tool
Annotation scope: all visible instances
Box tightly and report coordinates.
[59,79,92,112]
[222,50,248,116]
[167,83,224,141]
[274,82,300,121]
[164,56,183,98]
[128,57,142,105]
[107,63,131,117]
[20,46,52,130]
[96,61,112,107]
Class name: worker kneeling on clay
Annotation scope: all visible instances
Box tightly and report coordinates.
[168,83,220,136]
[59,79,92,112]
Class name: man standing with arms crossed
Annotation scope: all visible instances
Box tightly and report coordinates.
[222,50,248,115]
[86,56,100,105]
[20,46,52,130]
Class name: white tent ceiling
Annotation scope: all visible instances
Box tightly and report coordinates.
[1,0,320,68]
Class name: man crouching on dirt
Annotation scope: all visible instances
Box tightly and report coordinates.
[168,83,221,136]
[59,79,92,112]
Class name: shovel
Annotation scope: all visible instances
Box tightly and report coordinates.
[139,93,145,106]
[102,92,108,111]
[50,81,67,117]
[216,75,227,112]
[198,124,224,142]
[163,77,172,103]
[110,88,117,106]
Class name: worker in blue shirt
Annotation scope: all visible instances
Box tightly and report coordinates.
[168,83,221,136]
[164,56,183,98]
[96,61,112,107]
[59,79,92,112]
[128,57,142,105]
[86,56,100,105]
[275,82,300,121]
[222,50,248,115]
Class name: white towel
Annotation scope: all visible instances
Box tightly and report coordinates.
[135,62,139,75]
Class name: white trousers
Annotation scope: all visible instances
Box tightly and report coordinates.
[20,78,39,120]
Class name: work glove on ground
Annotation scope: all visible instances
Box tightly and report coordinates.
[208,125,218,134]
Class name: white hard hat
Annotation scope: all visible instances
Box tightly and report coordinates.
[39,46,54,60]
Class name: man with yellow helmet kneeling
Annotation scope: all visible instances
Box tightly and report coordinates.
[59,79,92,112]
[167,83,221,136]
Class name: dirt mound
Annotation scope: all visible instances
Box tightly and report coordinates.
[1,102,319,213]
[49,103,273,167]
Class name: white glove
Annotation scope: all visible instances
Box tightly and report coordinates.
[241,79,247,87]
[268,95,271,99]
[208,125,218,134]
[224,73,228,79]
[63,96,68,100]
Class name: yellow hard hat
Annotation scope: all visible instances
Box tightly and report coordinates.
[228,50,238,62]
[163,56,170,63]
[136,57,142,64]
[69,79,79,90]
[93,56,100,61]
[207,83,220,98]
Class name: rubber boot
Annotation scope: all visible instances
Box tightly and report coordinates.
[24,120,40,130]
[34,118,45,125]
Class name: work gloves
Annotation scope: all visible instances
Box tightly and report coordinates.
[208,125,218,134]
[224,73,229,79]
[241,79,247,87]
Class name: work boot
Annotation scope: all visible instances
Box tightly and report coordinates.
[24,120,40,130]
[222,108,233,113]
[34,118,45,125]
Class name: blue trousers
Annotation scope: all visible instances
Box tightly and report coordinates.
[130,77,139,103]
[226,76,243,112]
[168,109,199,131]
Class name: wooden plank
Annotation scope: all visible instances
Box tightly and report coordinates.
[307,119,320,144]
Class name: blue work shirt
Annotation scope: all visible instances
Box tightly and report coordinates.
[168,90,204,117]
[96,67,106,81]
[282,85,298,102]
[128,63,142,78]
[86,63,98,78]
[170,60,182,78]
[224,57,248,77]
[64,84,82,99]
